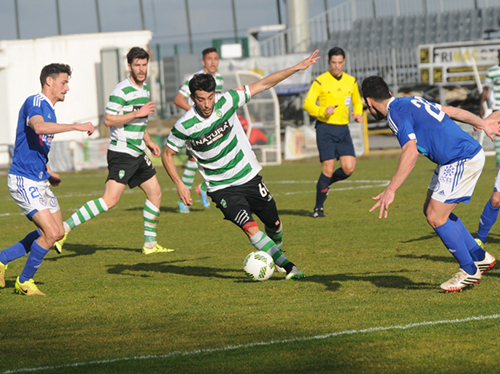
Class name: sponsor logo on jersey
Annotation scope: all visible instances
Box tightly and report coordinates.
[39,134,54,147]
[234,86,245,91]
[191,120,231,150]
[133,105,148,118]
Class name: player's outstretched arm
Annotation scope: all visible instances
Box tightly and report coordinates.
[444,105,500,141]
[29,115,95,136]
[161,146,193,206]
[248,50,320,97]
[370,140,419,218]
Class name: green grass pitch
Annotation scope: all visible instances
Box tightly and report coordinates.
[0,154,499,373]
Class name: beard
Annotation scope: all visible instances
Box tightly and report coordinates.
[131,70,146,85]
[370,106,386,121]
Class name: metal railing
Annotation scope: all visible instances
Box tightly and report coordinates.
[259,0,500,56]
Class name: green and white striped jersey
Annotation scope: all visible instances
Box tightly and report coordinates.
[485,65,500,111]
[106,78,150,157]
[166,85,261,192]
[178,69,224,103]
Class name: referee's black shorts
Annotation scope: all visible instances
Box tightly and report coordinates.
[316,121,355,162]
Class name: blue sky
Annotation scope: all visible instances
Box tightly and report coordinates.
[0,0,345,55]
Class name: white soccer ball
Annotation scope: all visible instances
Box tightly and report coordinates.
[243,251,275,281]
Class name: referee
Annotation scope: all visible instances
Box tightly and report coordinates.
[304,47,363,218]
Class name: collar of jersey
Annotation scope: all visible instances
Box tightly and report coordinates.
[37,92,55,110]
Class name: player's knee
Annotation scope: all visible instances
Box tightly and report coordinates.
[425,213,446,228]
[242,221,259,237]
[491,192,500,207]
[43,226,63,246]
[343,166,355,176]
[265,220,281,232]
[103,196,119,209]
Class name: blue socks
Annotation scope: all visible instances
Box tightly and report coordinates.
[19,240,49,283]
[477,199,499,244]
[0,230,40,265]
[434,218,477,275]
[449,213,485,262]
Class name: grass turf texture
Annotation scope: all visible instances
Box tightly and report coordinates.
[0,154,499,373]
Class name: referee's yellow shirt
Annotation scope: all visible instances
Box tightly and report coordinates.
[303,71,363,125]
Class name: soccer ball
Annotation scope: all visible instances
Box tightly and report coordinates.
[243,251,275,281]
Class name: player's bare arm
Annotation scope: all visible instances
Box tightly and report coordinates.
[46,165,62,187]
[480,86,489,118]
[370,140,419,219]
[103,101,156,128]
[143,130,161,156]
[173,92,192,111]
[28,115,95,136]
[248,50,320,97]
[161,146,193,206]
[443,105,500,141]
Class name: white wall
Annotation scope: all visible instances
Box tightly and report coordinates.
[0,30,152,156]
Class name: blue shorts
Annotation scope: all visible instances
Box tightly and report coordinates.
[315,121,355,162]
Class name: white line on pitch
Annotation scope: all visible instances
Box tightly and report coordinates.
[2,314,499,374]
[0,180,390,217]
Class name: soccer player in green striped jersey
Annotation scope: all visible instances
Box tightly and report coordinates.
[480,51,500,168]
[162,50,320,280]
[55,47,174,255]
[173,47,223,213]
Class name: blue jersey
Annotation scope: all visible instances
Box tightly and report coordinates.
[9,94,56,181]
[387,96,482,165]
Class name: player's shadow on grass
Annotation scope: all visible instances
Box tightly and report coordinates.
[396,254,455,263]
[106,261,241,280]
[125,206,205,213]
[44,243,142,261]
[303,270,434,292]
[278,209,314,217]
[105,262,435,290]
[400,233,437,243]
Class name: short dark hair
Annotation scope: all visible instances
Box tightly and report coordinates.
[189,73,216,96]
[328,47,345,60]
[39,63,72,88]
[361,76,392,102]
[202,47,218,57]
[127,47,150,65]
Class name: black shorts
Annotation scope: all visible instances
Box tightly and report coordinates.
[315,121,355,162]
[208,175,280,230]
[106,150,156,189]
